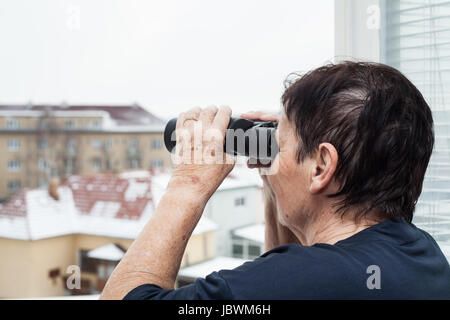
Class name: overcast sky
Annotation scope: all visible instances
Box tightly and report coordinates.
[0,0,335,118]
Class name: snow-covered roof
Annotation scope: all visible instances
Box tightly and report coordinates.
[0,104,165,132]
[193,217,218,236]
[0,170,216,240]
[148,165,262,203]
[178,256,248,280]
[232,223,265,244]
[0,164,261,240]
[87,244,125,261]
[218,165,263,191]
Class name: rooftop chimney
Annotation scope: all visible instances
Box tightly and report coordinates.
[49,179,60,201]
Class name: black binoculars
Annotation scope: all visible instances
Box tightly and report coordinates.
[164,117,279,161]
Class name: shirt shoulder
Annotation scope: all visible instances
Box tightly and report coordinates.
[218,244,362,299]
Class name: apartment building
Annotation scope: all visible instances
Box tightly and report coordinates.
[0,104,171,201]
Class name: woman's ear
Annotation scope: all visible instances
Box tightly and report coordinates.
[309,143,338,194]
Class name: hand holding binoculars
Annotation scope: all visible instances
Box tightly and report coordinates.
[164,117,279,161]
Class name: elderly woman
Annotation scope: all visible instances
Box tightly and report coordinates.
[101,62,450,300]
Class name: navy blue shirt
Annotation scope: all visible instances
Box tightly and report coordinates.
[124,218,450,300]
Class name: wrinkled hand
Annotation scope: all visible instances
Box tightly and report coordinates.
[168,106,235,203]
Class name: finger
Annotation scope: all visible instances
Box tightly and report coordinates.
[212,105,232,132]
[199,105,218,126]
[176,112,186,131]
[241,111,280,122]
[180,107,201,129]
[185,107,202,121]
[240,111,261,120]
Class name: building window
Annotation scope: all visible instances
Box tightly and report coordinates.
[130,139,138,148]
[66,139,76,154]
[7,160,20,172]
[151,139,163,149]
[7,139,20,151]
[65,159,75,175]
[232,243,244,258]
[248,244,261,258]
[130,159,140,169]
[93,139,102,149]
[104,139,112,150]
[7,180,21,191]
[105,159,111,170]
[151,159,163,168]
[231,238,263,260]
[6,119,20,129]
[234,197,246,207]
[93,120,101,128]
[37,159,49,171]
[93,159,101,171]
[66,120,75,129]
[79,250,96,273]
[37,139,49,149]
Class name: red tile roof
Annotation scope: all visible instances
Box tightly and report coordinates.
[0,191,27,218]
[64,173,153,220]
[0,172,154,221]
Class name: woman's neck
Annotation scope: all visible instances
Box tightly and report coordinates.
[291,209,384,246]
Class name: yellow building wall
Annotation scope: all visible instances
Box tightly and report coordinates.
[0,235,75,299]
[0,231,215,298]
[0,130,171,199]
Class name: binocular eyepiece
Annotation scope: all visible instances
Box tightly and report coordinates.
[164,117,279,161]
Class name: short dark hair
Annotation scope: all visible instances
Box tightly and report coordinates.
[282,61,434,223]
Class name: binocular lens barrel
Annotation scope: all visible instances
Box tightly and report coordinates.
[164,117,279,161]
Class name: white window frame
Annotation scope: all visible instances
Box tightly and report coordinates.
[151,139,163,149]
[93,159,101,171]
[104,139,112,150]
[37,159,49,171]
[6,119,20,129]
[7,160,20,172]
[7,139,20,152]
[7,180,21,191]
[151,159,163,168]
[231,237,262,260]
[93,139,102,149]
[92,120,101,129]
[38,139,49,149]
[130,139,139,148]
[130,158,140,169]
[66,120,75,129]
[234,196,246,207]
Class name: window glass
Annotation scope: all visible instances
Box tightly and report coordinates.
[232,243,244,258]
[7,160,20,171]
[248,244,261,258]
[7,139,20,151]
